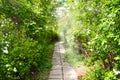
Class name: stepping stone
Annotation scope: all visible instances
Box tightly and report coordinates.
[49,75,62,79]
[49,79,63,80]
[52,61,61,65]
[52,65,62,70]
[49,70,62,79]
[49,70,62,75]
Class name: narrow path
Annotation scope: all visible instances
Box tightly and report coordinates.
[49,42,78,80]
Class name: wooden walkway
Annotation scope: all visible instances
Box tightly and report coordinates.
[49,42,78,80]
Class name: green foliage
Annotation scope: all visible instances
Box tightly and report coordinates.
[64,48,81,67]
[58,0,120,79]
[0,0,58,79]
[81,67,116,80]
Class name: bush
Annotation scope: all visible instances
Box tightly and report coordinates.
[0,0,58,79]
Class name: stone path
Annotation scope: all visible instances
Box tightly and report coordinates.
[49,42,78,80]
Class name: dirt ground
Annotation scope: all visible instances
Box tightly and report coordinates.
[74,65,89,79]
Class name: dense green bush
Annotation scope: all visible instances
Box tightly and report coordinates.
[0,0,58,79]
[58,0,120,79]
[77,0,120,79]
